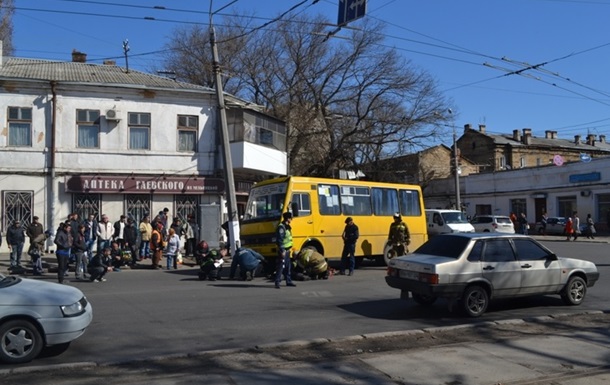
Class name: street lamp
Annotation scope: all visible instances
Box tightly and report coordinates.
[448,109,461,211]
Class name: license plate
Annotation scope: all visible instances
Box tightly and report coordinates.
[399,270,419,280]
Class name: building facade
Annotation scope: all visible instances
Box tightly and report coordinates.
[0,53,287,250]
[424,157,610,232]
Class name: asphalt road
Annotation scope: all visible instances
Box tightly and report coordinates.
[0,236,608,371]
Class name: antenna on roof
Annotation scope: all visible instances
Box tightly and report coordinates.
[123,39,130,73]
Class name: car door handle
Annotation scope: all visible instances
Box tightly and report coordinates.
[483,266,494,271]
[521,264,532,268]
[307,220,313,224]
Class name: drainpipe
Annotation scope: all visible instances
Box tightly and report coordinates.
[49,81,57,238]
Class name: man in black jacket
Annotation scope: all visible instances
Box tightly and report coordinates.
[7,220,26,272]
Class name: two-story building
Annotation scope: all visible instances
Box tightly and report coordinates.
[0,48,286,249]
[458,124,610,172]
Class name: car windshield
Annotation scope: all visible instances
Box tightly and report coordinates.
[441,212,469,224]
[413,235,471,258]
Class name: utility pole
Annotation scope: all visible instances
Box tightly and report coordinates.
[209,7,240,254]
[448,109,461,211]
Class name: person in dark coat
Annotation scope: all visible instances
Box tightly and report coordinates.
[88,248,111,282]
[54,222,73,284]
[123,218,138,266]
[7,220,26,272]
[340,217,359,276]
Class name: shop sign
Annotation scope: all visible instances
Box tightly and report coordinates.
[569,172,601,183]
[65,175,225,194]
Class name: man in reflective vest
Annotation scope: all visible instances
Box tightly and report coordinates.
[275,212,296,289]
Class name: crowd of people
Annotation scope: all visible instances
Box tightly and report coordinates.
[3,209,414,289]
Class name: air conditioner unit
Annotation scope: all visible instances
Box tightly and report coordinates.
[105,109,121,121]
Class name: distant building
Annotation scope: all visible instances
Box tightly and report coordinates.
[458,124,610,172]
[363,144,478,188]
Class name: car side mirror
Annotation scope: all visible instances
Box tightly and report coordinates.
[546,253,558,261]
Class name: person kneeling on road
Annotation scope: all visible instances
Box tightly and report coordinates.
[292,247,329,281]
[198,248,226,281]
[88,247,112,282]
[229,247,266,281]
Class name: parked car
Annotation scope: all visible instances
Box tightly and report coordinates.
[470,215,515,233]
[425,209,475,236]
[538,217,587,235]
[538,217,566,235]
[385,233,599,317]
[0,274,93,364]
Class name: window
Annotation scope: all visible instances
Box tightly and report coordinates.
[513,239,549,261]
[557,196,577,218]
[290,193,311,217]
[178,115,198,152]
[175,195,199,224]
[520,157,526,168]
[399,189,422,216]
[510,199,527,218]
[318,184,341,215]
[77,109,100,148]
[482,239,515,262]
[467,240,483,262]
[372,188,399,216]
[125,194,151,225]
[72,193,101,221]
[8,107,32,146]
[499,155,506,169]
[340,186,372,216]
[2,191,33,230]
[129,112,151,150]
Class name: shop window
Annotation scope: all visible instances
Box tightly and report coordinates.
[125,194,151,225]
[73,193,101,220]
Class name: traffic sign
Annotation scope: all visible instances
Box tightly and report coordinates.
[553,154,564,166]
[338,0,367,26]
[580,153,592,163]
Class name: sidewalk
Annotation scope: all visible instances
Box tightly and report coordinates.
[1,311,609,385]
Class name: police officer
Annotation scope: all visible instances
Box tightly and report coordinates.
[275,212,296,289]
[388,213,410,258]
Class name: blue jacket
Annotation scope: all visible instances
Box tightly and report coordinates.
[230,247,265,277]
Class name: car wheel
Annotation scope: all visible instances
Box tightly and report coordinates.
[561,276,587,305]
[0,319,44,364]
[461,285,489,317]
[382,242,395,266]
[412,293,437,306]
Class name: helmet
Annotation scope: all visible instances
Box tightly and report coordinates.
[393,213,401,219]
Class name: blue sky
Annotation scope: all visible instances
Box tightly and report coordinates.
[12,0,610,148]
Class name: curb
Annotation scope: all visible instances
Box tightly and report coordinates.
[4,310,607,376]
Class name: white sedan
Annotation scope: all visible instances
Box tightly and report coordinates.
[0,274,93,364]
[385,233,599,317]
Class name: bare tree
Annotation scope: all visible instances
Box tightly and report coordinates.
[0,0,15,55]
[162,13,452,179]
